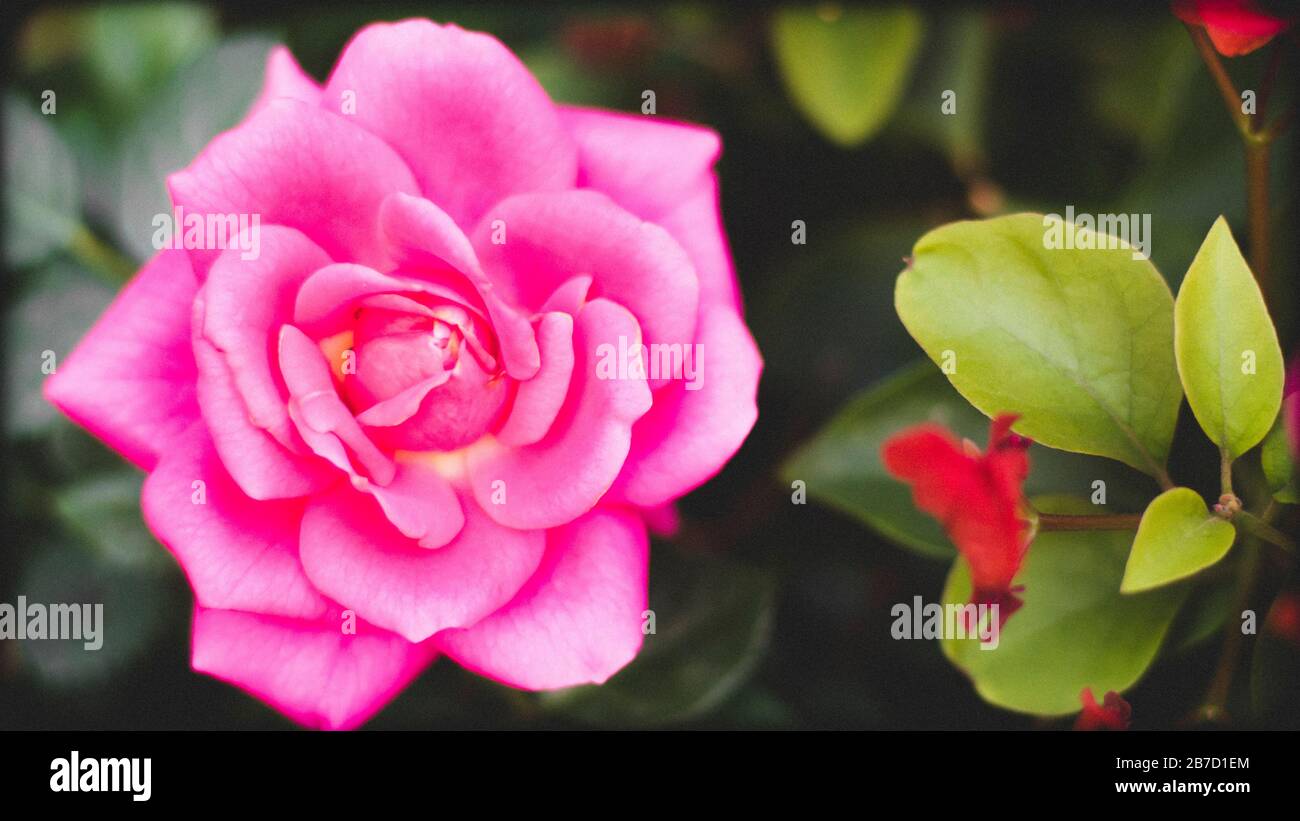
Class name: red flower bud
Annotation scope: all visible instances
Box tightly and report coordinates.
[1172,0,1296,57]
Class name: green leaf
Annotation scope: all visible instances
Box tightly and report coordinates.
[1121,488,1236,593]
[782,360,1157,558]
[1261,411,1298,503]
[941,496,1187,716]
[113,35,277,260]
[539,556,774,726]
[1174,216,1284,459]
[895,213,1182,477]
[770,5,922,146]
[4,96,81,267]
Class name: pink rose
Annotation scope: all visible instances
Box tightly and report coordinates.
[45,19,761,729]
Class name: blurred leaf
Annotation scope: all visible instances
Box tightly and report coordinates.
[114,35,277,261]
[783,360,1158,559]
[770,5,922,146]
[83,3,218,123]
[17,544,170,687]
[54,472,165,569]
[1251,594,1300,727]
[782,361,978,558]
[1121,488,1236,593]
[893,10,991,174]
[4,95,80,267]
[522,46,624,108]
[942,497,1187,716]
[1261,411,1298,503]
[896,213,1182,477]
[1165,579,1233,655]
[1087,19,1197,156]
[539,555,774,726]
[1174,217,1284,459]
[4,265,115,438]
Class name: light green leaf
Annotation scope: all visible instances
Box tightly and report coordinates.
[782,360,1158,558]
[4,96,81,267]
[1174,216,1284,459]
[1261,412,1298,503]
[770,5,922,146]
[539,557,774,726]
[895,213,1182,477]
[114,35,277,260]
[1121,488,1236,593]
[942,497,1187,716]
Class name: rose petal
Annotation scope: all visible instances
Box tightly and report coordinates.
[609,306,761,506]
[381,192,539,379]
[168,100,418,278]
[467,298,651,530]
[654,180,743,313]
[279,324,394,486]
[249,45,322,115]
[437,508,648,690]
[194,325,337,500]
[142,423,328,619]
[363,459,465,549]
[300,480,543,643]
[473,190,698,389]
[496,312,574,447]
[560,105,719,220]
[321,19,575,226]
[201,226,332,449]
[191,605,436,730]
[561,106,740,312]
[293,262,478,339]
[44,249,200,470]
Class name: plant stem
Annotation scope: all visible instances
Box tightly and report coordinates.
[1035,512,1141,531]
[1185,24,1252,138]
[1234,510,1295,552]
[1220,446,1235,497]
[1185,22,1279,305]
[1198,538,1259,722]
[1245,140,1271,291]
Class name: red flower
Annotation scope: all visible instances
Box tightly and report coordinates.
[1075,688,1132,731]
[882,413,1032,624]
[1173,0,1296,56]
[1266,591,1300,647]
